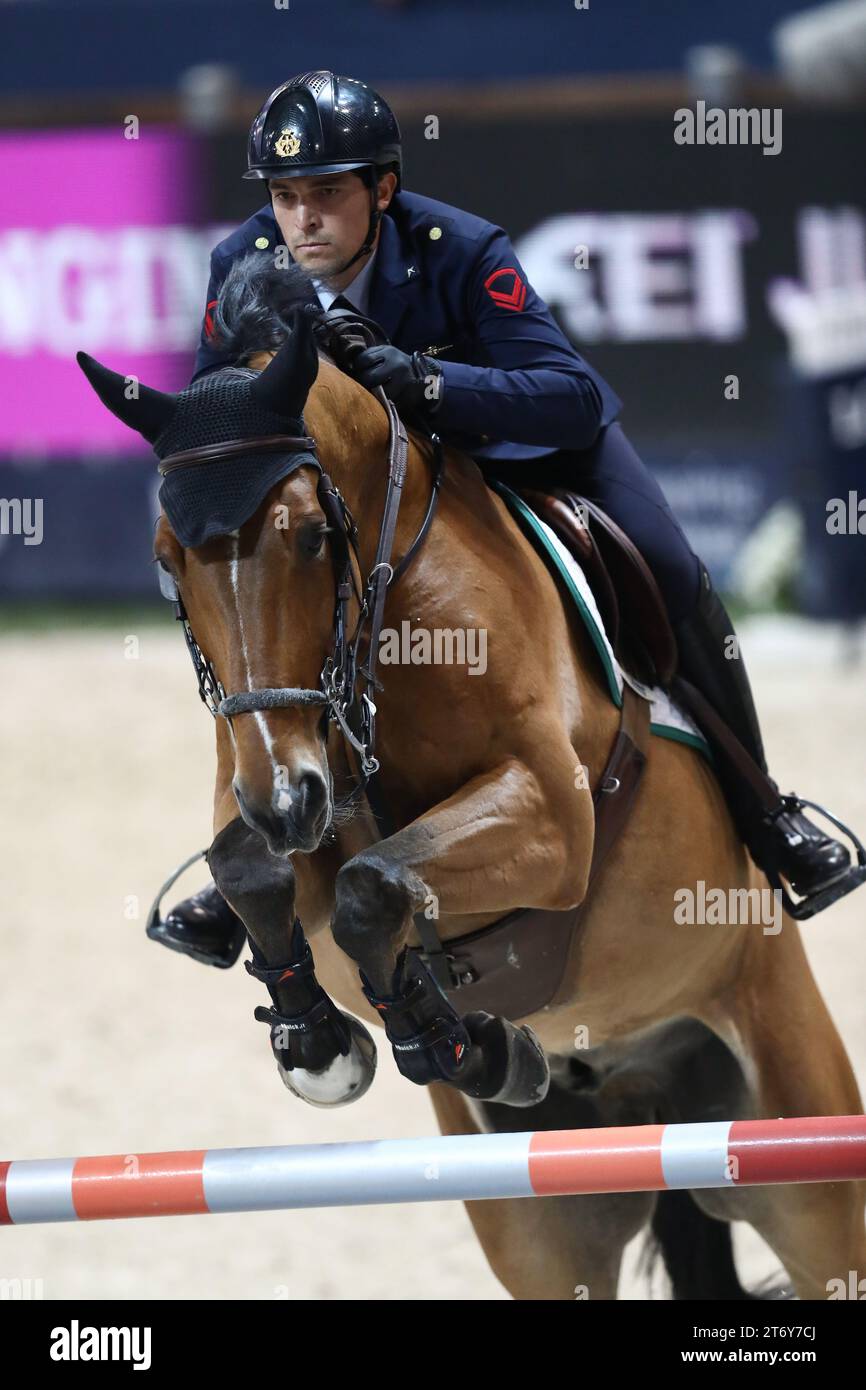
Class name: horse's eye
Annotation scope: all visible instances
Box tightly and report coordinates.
[155,556,179,601]
[301,525,330,557]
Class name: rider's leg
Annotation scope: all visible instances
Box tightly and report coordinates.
[672,560,852,899]
[517,424,857,907]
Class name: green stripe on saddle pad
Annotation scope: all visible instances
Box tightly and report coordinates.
[492,482,711,759]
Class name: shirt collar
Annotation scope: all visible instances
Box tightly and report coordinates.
[313,246,379,315]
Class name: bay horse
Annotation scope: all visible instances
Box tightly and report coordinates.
[77,259,865,1300]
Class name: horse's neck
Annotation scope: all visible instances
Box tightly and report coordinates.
[306,363,619,790]
[306,364,435,573]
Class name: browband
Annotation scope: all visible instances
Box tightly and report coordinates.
[158,435,317,475]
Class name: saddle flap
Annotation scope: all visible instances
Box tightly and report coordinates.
[574,494,679,688]
[518,488,620,655]
[516,486,678,688]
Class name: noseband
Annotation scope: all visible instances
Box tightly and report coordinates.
[164,383,443,788]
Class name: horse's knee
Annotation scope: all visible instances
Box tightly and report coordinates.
[332,852,427,957]
[207,815,295,920]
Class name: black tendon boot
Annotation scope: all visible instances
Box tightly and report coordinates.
[147,874,247,968]
[360,947,549,1107]
[672,565,866,919]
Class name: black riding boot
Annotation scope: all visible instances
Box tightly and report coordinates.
[672,564,865,918]
[147,878,246,968]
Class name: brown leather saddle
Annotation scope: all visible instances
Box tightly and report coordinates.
[518,488,678,689]
[410,487,680,1022]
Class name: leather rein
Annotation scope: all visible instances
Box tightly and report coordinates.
[164,367,443,790]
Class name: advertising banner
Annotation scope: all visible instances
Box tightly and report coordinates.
[0,128,219,456]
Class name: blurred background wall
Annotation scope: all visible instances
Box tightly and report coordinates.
[0,1,832,93]
[1,0,865,613]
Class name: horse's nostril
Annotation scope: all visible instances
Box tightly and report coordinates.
[234,771,329,853]
[294,771,329,821]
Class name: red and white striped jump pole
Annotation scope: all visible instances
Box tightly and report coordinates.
[2,1115,865,1226]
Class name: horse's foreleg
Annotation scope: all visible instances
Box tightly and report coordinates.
[208,727,376,1107]
[332,754,592,1107]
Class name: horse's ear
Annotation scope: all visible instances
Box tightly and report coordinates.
[76,352,178,444]
[249,308,319,419]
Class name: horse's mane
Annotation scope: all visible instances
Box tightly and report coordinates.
[212,250,323,363]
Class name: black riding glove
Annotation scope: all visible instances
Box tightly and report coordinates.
[346,344,443,425]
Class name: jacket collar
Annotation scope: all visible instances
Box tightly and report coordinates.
[367,212,421,342]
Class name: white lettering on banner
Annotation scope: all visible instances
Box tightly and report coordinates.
[0,225,234,355]
[0,231,38,352]
[797,207,866,294]
[515,211,754,343]
[43,228,114,351]
[519,207,866,347]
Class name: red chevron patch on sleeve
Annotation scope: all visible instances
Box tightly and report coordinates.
[483,267,527,312]
[204,298,218,340]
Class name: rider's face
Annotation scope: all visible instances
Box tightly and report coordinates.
[268,170,396,284]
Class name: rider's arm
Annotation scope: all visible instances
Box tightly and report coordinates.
[433,226,621,450]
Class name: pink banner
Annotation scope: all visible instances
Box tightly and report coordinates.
[0,128,219,456]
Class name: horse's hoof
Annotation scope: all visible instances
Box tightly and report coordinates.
[274,1014,378,1108]
[463,1013,551,1108]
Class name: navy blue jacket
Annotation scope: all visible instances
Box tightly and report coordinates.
[193,190,622,461]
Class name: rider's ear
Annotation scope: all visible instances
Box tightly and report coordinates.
[376,170,397,211]
[76,352,178,443]
[250,308,319,420]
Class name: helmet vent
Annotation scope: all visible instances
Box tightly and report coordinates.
[294,70,331,97]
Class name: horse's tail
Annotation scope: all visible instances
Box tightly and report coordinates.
[614,1017,791,1300]
[646,1189,753,1299]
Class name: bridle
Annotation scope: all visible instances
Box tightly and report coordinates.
[159,379,443,792]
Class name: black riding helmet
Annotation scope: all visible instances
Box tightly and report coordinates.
[245,70,402,274]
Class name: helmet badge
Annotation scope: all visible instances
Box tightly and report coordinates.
[274,130,302,159]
